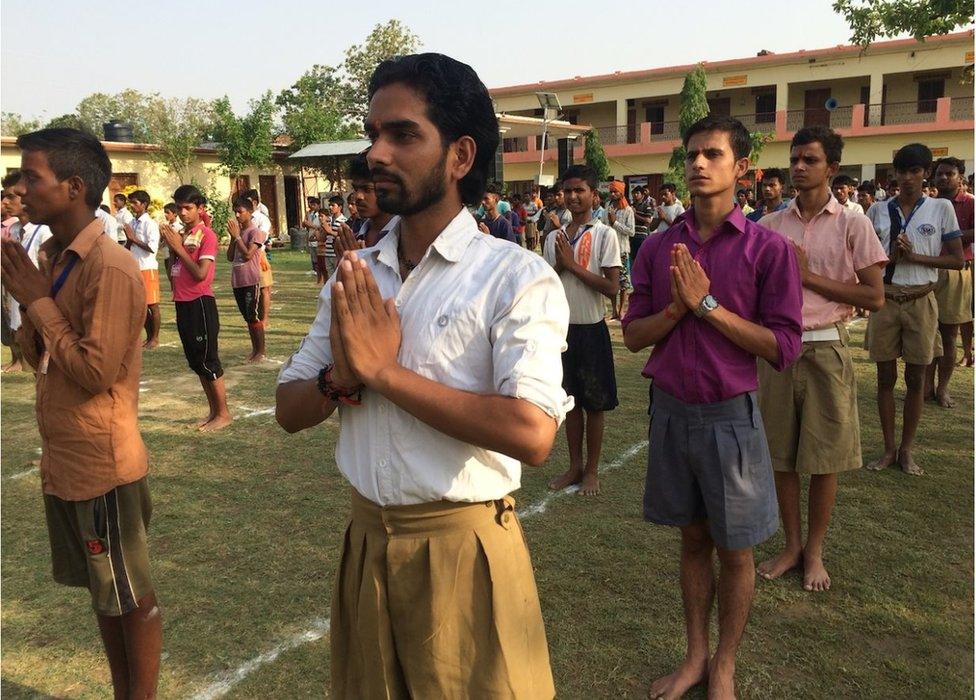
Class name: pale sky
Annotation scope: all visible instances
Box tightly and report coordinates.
[1,0,918,121]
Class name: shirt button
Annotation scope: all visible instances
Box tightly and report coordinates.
[437,315,449,327]
[379,458,388,467]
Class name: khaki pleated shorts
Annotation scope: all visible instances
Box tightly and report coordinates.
[331,489,555,699]
[758,327,861,475]
[866,286,938,365]
[935,266,974,325]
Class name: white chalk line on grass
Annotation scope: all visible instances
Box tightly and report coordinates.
[236,405,276,419]
[518,439,648,519]
[190,617,331,700]
[188,440,647,698]
[5,466,39,481]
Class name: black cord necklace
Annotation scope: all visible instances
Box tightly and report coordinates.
[397,237,416,270]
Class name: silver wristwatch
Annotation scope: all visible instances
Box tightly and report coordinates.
[694,294,719,318]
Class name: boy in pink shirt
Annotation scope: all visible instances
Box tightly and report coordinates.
[757,126,887,591]
[160,189,232,431]
[226,196,267,362]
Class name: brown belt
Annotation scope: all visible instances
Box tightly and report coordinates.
[884,283,936,303]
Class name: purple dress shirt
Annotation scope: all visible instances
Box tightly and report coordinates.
[622,205,803,404]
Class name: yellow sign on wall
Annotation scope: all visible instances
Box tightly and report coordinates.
[965,51,974,62]
[723,75,747,87]
[931,147,949,157]
[573,93,594,104]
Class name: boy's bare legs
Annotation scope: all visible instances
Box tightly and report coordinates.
[865,361,898,471]
[200,376,232,432]
[196,377,217,428]
[246,323,266,363]
[2,340,23,372]
[709,546,756,700]
[144,304,160,349]
[757,471,802,579]
[549,406,584,490]
[649,522,712,700]
[97,592,162,700]
[803,473,837,591]
[579,409,604,495]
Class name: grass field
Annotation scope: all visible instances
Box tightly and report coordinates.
[1,248,972,699]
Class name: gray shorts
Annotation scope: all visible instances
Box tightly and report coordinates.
[644,386,778,551]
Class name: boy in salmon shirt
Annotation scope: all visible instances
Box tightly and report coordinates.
[227,195,267,362]
[161,190,232,431]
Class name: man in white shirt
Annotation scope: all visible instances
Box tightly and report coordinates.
[113,193,134,244]
[650,182,686,234]
[864,143,964,476]
[275,52,568,698]
[544,165,621,497]
[607,180,635,319]
[831,175,864,214]
[122,190,162,348]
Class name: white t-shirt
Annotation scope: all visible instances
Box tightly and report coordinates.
[129,213,160,271]
[543,218,621,325]
[867,197,962,285]
[14,222,53,267]
[655,202,685,233]
[253,210,272,235]
[95,208,117,238]
[115,206,134,242]
[843,198,864,215]
[257,202,270,219]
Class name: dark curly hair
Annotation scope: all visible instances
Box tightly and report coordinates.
[368,53,499,206]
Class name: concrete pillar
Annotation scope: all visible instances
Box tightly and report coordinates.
[775,81,789,111]
[616,98,628,127]
[860,164,876,183]
[867,72,884,126]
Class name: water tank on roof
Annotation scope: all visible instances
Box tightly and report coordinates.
[103,122,134,142]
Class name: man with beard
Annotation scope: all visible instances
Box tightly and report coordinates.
[275,53,569,698]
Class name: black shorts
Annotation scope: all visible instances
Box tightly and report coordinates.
[562,321,618,412]
[175,296,223,380]
[233,284,260,324]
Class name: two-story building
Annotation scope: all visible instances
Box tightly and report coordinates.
[491,30,974,195]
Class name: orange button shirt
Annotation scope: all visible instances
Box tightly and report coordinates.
[18,219,148,501]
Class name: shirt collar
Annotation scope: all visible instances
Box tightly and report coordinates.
[681,204,747,241]
[372,209,475,270]
[44,218,103,261]
[787,193,842,218]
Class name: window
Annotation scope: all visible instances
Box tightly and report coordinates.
[917,78,944,114]
[644,104,666,134]
[755,93,775,123]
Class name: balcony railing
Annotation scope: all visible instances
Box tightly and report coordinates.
[593,125,637,145]
[785,106,854,131]
[872,101,937,126]
[950,97,974,121]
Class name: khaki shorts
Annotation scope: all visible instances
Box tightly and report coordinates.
[44,478,153,616]
[758,327,861,474]
[331,489,555,699]
[935,266,974,325]
[866,285,938,365]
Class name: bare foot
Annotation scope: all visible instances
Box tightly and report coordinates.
[864,451,896,471]
[707,657,736,700]
[196,414,215,429]
[898,449,924,476]
[648,655,708,700]
[935,391,955,408]
[199,414,232,432]
[757,547,801,580]
[246,353,266,364]
[960,353,974,367]
[578,471,600,496]
[548,468,582,491]
[2,361,23,373]
[143,339,160,349]
[803,551,831,592]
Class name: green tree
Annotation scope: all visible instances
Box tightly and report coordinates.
[342,20,421,123]
[668,64,710,199]
[833,0,974,47]
[76,90,160,142]
[584,129,612,182]
[210,93,277,176]
[1,112,42,136]
[149,97,214,182]
[44,113,89,131]
[276,65,358,150]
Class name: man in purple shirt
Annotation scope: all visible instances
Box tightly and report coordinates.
[622,115,802,700]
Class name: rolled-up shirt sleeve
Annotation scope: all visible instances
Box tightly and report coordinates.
[277,284,335,383]
[758,239,803,371]
[490,259,573,425]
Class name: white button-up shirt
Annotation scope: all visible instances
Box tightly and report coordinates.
[278,208,573,506]
[129,213,160,271]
